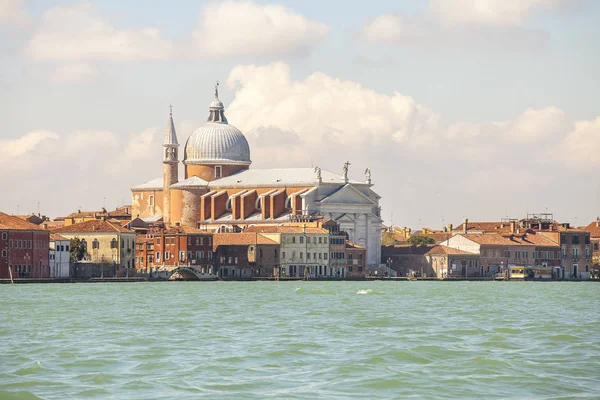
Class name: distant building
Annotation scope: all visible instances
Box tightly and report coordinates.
[52,220,136,272]
[0,212,50,279]
[346,242,366,277]
[447,216,592,279]
[213,233,279,278]
[131,87,382,267]
[49,233,70,278]
[245,225,335,278]
[58,205,132,227]
[382,244,479,278]
[136,226,213,276]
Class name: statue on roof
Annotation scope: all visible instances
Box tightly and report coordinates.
[365,168,371,184]
[314,166,322,183]
[342,161,350,183]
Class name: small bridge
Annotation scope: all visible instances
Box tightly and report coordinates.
[163,266,218,281]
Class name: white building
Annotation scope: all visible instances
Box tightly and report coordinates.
[50,233,71,278]
[245,226,339,278]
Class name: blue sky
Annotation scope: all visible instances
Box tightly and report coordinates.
[1,0,599,229]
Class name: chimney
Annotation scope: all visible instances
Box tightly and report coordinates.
[463,219,468,234]
[510,220,516,233]
[448,224,453,232]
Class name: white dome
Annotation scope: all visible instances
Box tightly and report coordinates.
[184,122,251,165]
[183,84,251,166]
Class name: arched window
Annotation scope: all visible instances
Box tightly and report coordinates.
[110,238,118,249]
[1,232,7,240]
[255,196,263,210]
[92,238,99,249]
[226,197,232,211]
[284,196,292,209]
[81,239,87,251]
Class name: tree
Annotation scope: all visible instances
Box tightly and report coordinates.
[70,238,86,262]
[405,235,435,246]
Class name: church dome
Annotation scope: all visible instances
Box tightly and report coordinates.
[183,85,251,166]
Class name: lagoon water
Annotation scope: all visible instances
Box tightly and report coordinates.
[1,281,599,399]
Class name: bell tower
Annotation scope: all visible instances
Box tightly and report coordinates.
[163,105,179,226]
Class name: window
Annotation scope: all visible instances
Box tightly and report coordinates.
[358,254,363,260]
[274,249,278,258]
[200,237,204,245]
[92,239,99,249]
[324,253,328,260]
[349,266,353,272]
[180,251,185,261]
[504,250,510,258]
[234,257,238,264]
[349,253,353,260]
[149,195,154,207]
[9,240,12,248]
[259,249,263,258]
[165,252,170,260]
[66,245,69,252]
[1,249,6,258]
[318,253,322,259]
[215,166,222,178]
[324,237,328,244]
[208,251,213,261]
[208,237,212,246]
[300,236,304,244]
[28,240,32,249]
[313,237,317,244]
[1,232,6,240]
[572,248,579,258]
[318,237,322,244]
[560,233,566,244]
[111,238,118,249]
[156,252,161,261]
[313,253,316,259]
[585,235,590,245]
[282,252,286,259]
[307,253,310,259]
[199,251,204,260]
[292,237,296,244]
[572,235,580,245]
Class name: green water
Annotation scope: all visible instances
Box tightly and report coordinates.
[1,281,599,399]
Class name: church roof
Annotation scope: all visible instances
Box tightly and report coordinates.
[170,176,209,189]
[133,168,365,192]
[184,85,251,166]
[132,178,164,191]
[164,107,178,146]
[209,168,361,189]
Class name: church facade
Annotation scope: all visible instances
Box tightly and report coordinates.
[131,87,383,267]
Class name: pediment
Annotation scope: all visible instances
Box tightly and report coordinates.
[319,184,376,205]
[335,213,357,223]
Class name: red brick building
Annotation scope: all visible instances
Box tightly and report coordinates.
[213,233,279,278]
[346,242,366,277]
[1,212,50,279]
[136,226,213,274]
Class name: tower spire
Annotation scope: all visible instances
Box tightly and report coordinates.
[207,81,228,124]
[164,105,178,146]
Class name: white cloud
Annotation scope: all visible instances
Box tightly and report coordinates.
[25,3,173,61]
[51,63,97,84]
[561,117,600,168]
[0,0,30,27]
[192,1,329,58]
[1,130,59,157]
[226,62,440,147]
[429,0,566,27]
[358,0,573,49]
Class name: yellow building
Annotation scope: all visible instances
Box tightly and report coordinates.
[53,220,136,269]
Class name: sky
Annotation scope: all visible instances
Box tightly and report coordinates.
[1,0,599,230]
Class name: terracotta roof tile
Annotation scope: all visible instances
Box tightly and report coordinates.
[244,226,329,234]
[50,233,69,241]
[0,212,47,231]
[583,221,600,238]
[213,233,278,250]
[52,220,133,234]
[425,245,476,255]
